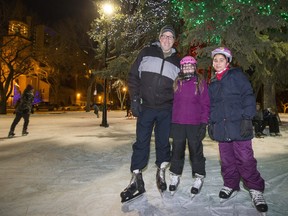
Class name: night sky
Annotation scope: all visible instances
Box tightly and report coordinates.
[24,0,96,25]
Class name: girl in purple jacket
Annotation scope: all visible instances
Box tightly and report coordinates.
[169,56,210,197]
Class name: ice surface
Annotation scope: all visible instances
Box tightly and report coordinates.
[0,111,287,216]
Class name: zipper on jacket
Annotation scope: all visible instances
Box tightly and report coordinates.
[223,118,231,142]
[157,59,165,88]
[159,59,165,76]
[153,59,166,106]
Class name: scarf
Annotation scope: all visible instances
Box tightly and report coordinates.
[215,67,229,80]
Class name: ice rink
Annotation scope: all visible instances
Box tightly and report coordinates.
[0,111,287,216]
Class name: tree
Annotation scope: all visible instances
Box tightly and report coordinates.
[37,18,93,106]
[87,0,181,99]
[172,0,288,111]
[0,0,33,114]
[0,32,34,114]
[86,0,182,110]
[112,79,127,110]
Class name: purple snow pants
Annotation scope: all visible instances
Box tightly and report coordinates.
[218,140,265,191]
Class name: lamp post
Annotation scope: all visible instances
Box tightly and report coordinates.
[100,2,114,128]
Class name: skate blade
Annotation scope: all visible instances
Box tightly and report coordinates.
[157,186,167,197]
[170,191,176,196]
[251,201,268,215]
[159,188,170,198]
[121,192,144,204]
[220,191,238,203]
[191,193,196,199]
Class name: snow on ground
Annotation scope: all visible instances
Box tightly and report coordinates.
[0,111,288,216]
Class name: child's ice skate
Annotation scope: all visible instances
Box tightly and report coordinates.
[22,130,29,136]
[219,186,238,203]
[120,170,145,203]
[169,172,180,196]
[156,162,169,196]
[249,189,268,215]
[191,173,204,198]
[8,131,15,138]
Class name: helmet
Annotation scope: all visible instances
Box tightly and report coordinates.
[211,47,232,62]
[180,56,197,65]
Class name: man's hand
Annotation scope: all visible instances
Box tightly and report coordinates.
[131,96,142,117]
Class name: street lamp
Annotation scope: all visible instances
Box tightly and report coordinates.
[100,2,114,128]
[76,93,81,105]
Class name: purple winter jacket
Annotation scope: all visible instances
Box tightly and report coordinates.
[172,77,210,125]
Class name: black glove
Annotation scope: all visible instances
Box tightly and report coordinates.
[131,96,142,117]
[199,123,207,141]
[208,123,214,140]
[240,119,253,137]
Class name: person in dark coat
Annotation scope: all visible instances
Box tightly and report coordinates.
[263,107,281,136]
[125,96,132,118]
[8,84,34,138]
[93,103,100,118]
[120,25,181,203]
[208,47,267,213]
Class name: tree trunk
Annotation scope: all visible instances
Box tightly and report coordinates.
[85,73,96,112]
[86,85,92,112]
[0,97,8,114]
[263,78,277,111]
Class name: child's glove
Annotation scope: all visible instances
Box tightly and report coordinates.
[131,96,142,117]
[240,119,253,137]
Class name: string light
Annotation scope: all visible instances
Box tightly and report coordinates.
[171,0,287,45]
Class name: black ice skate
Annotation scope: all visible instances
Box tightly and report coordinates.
[169,172,180,196]
[250,189,268,214]
[255,133,265,138]
[219,186,238,203]
[156,162,169,194]
[120,171,145,203]
[191,173,204,198]
[22,131,29,136]
[8,131,15,138]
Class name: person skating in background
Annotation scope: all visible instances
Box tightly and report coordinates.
[169,56,210,197]
[208,47,268,214]
[120,25,181,203]
[125,96,132,119]
[93,103,100,118]
[8,84,34,138]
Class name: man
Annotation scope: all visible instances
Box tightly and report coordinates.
[120,25,181,203]
[8,84,34,138]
